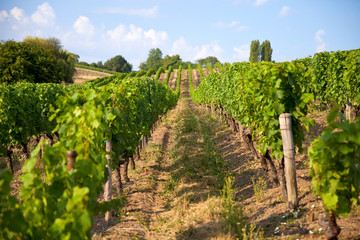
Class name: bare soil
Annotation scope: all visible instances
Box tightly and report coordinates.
[73,67,113,84]
[91,70,360,239]
[192,69,201,89]
[158,72,167,83]
[168,70,178,91]
[3,69,359,239]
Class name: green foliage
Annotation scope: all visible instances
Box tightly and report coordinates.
[146,68,156,77]
[24,36,78,83]
[196,56,220,68]
[139,48,163,71]
[249,40,260,63]
[0,77,178,239]
[165,66,173,86]
[214,62,224,72]
[292,49,360,108]
[163,54,182,70]
[193,61,314,159]
[221,176,245,237]
[126,72,137,78]
[0,83,66,156]
[135,70,146,77]
[0,169,28,239]
[260,40,272,62]
[104,55,132,73]
[155,67,165,81]
[77,55,132,74]
[311,49,360,106]
[206,62,213,73]
[0,38,76,84]
[188,68,195,98]
[85,75,125,88]
[251,176,268,201]
[309,108,360,218]
[198,64,205,82]
[175,65,182,97]
[75,64,120,75]
[241,224,264,240]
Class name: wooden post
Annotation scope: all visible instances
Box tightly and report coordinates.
[40,134,44,158]
[279,113,298,209]
[66,150,77,171]
[346,98,352,122]
[6,144,14,174]
[104,140,112,222]
[136,145,140,161]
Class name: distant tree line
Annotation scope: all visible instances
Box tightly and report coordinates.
[139,48,221,71]
[249,40,273,63]
[0,37,78,84]
[78,55,133,73]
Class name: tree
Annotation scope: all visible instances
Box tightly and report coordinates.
[183,61,197,69]
[196,56,220,68]
[249,40,260,63]
[140,48,163,71]
[261,40,273,62]
[24,37,78,83]
[104,55,132,73]
[0,38,77,84]
[163,54,182,69]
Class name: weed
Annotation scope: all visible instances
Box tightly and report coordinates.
[242,223,264,240]
[164,176,179,193]
[131,233,140,240]
[148,176,157,188]
[164,198,171,209]
[207,197,222,220]
[251,176,267,202]
[221,176,245,237]
[134,213,150,231]
[175,196,189,217]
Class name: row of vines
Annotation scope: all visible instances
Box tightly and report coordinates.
[192,49,360,239]
[0,76,178,239]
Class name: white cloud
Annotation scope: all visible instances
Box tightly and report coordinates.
[107,24,127,42]
[101,6,159,18]
[31,2,55,26]
[279,6,290,17]
[214,20,240,28]
[107,24,168,47]
[171,37,223,61]
[196,42,223,60]
[10,7,27,22]
[105,23,169,60]
[254,0,269,6]
[233,44,250,61]
[0,10,8,21]
[171,37,193,58]
[73,16,94,36]
[314,29,326,52]
[214,20,248,32]
[144,29,168,45]
[61,31,96,52]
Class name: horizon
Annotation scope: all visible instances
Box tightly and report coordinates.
[1,0,359,70]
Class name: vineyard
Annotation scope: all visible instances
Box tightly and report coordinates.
[1,49,360,240]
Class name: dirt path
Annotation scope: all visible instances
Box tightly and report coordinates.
[192,69,201,89]
[73,67,113,84]
[93,71,360,240]
[93,71,247,239]
[158,72,166,83]
[168,70,177,91]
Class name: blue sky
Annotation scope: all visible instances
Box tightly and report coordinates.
[0,0,359,70]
